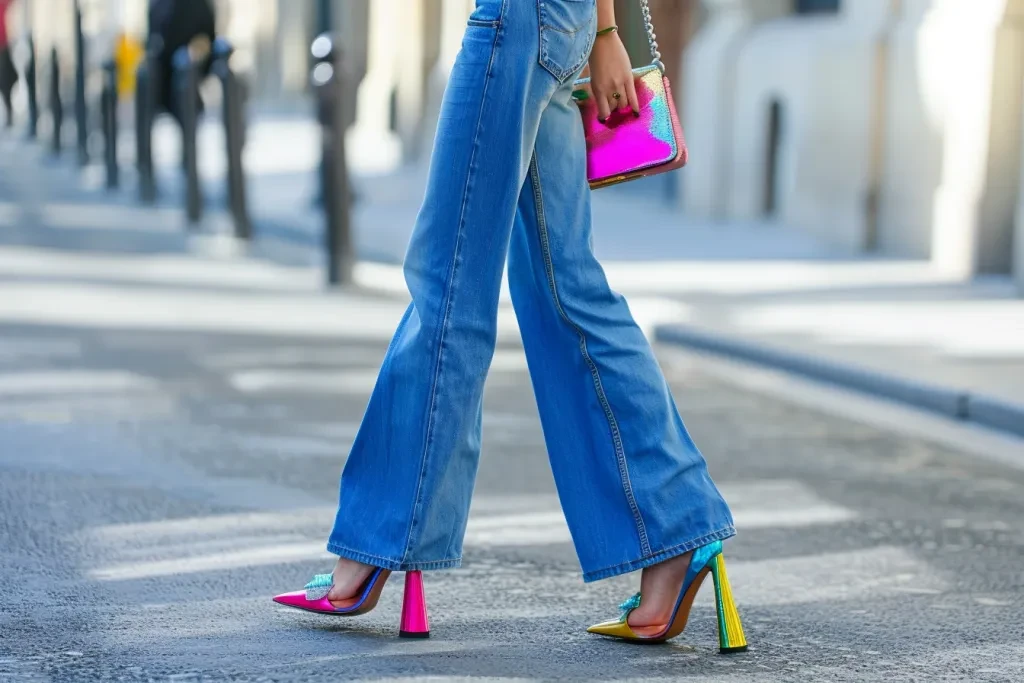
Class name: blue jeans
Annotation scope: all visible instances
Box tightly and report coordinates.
[328,0,735,582]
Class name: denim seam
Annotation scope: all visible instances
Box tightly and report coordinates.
[581,525,736,583]
[399,13,504,566]
[327,541,461,571]
[526,155,651,557]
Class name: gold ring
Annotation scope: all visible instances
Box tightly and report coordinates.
[612,92,621,100]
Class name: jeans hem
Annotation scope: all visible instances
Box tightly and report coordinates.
[580,526,736,583]
[326,542,462,572]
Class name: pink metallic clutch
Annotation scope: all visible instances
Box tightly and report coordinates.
[573,64,688,190]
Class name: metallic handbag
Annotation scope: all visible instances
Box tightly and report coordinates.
[573,0,688,189]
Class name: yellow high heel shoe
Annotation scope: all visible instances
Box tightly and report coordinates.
[587,540,748,652]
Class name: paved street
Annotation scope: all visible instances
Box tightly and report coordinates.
[1,241,1024,682]
[4,114,1024,681]
[2,0,1023,673]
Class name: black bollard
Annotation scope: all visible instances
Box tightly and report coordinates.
[73,0,88,166]
[48,48,62,155]
[101,59,118,189]
[135,51,158,203]
[174,47,202,226]
[311,33,355,286]
[210,39,250,240]
[25,33,38,139]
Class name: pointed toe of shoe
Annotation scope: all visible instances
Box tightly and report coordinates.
[272,589,308,607]
[587,618,639,639]
[272,590,335,613]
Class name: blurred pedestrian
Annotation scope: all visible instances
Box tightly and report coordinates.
[147,0,215,124]
[0,0,18,128]
[273,0,746,651]
[113,31,145,99]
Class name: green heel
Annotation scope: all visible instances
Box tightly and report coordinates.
[710,553,748,653]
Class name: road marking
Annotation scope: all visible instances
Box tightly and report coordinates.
[469,494,560,514]
[84,480,854,549]
[464,511,572,547]
[720,481,858,528]
[86,507,336,543]
[733,504,855,528]
[714,545,949,606]
[0,338,83,361]
[88,540,945,613]
[226,366,532,394]
[230,433,347,458]
[202,346,385,370]
[489,349,528,372]
[89,541,333,580]
[0,282,407,341]
[0,394,175,423]
[0,370,156,396]
[224,414,540,456]
[228,369,380,394]
[282,422,363,440]
[84,481,859,583]
[0,199,22,228]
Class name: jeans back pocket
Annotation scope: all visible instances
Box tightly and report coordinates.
[538,0,596,83]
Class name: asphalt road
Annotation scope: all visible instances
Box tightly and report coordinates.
[2,128,1023,682]
[1,310,1023,683]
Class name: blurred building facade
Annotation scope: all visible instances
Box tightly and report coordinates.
[684,0,1024,290]
[10,0,1024,291]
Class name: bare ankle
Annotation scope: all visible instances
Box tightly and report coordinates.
[626,552,694,628]
[326,558,375,604]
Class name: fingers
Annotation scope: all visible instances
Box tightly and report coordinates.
[608,86,623,118]
[594,86,612,122]
[625,75,640,116]
[595,77,636,123]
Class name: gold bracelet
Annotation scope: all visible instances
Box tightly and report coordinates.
[596,25,618,37]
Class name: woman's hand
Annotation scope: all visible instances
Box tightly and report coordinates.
[586,31,638,122]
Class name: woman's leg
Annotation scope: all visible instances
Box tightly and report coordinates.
[506,72,735,584]
[327,0,599,584]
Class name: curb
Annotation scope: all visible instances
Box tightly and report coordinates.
[655,324,1024,439]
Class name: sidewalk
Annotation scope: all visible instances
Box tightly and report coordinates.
[648,264,1024,435]
[330,140,1024,436]
[4,111,1023,438]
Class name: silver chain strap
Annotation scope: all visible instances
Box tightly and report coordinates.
[638,0,665,72]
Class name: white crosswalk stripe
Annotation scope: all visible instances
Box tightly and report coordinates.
[0,364,171,423]
[201,346,386,370]
[0,337,83,361]
[0,370,155,396]
[83,480,863,602]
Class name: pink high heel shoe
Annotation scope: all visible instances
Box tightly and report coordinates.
[273,568,430,638]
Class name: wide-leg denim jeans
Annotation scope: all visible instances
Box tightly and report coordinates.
[328,0,735,582]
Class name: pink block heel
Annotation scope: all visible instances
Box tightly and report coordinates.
[399,570,430,639]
